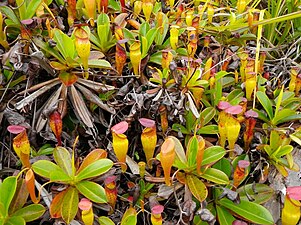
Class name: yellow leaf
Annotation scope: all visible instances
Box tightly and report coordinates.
[186,175,208,202]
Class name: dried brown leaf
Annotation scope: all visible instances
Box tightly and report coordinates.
[69,85,94,128]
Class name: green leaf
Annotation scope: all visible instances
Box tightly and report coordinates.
[273,86,284,120]
[53,146,73,177]
[214,79,223,106]
[256,91,274,120]
[16,0,25,20]
[270,130,280,151]
[98,216,115,225]
[201,146,226,166]
[277,91,295,104]
[186,175,208,202]
[121,207,137,225]
[216,205,235,225]
[212,158,232,178]
[90,33,101,50]
[9,179,29,213]
[172,124,190,134]
[75,159,113,181]
[61,187,79,224]
[53,29,75,60]
[97,13,110,37]
[253,109,269,123]
[238,184,274,204]
[88,59,112,68]
[0,176,17,215]
[96,13,114,52]
[0,202,5,217]
[32,160,64,179]
[5,216,25,225]
[37,144,54,156]
[274,113,301,124]
[141,36,148,58]
[122,28,136,46]
[0,6,20,26]
[75,181,107,203]
[200,107,216,126]
[139,22,149,36]
[33,37,65,64]
[227,89,245,105]
[219,198,274,224]
[200,168,229,184]
[24,0,43,19]
[12,204,45,222]
[149,51,162,65]
[273,145,294,158]
[197,125,219,135]
[145,28,158,53]
[186,110,196,132]
[272,109,295,125]
[187,136,198,167]
[215,71,229,81]
[290,134,301,146]
[221,77,235,88]
[49,169,72,183]
[176,48,188,56]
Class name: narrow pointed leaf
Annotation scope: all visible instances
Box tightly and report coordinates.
[272,109,296,125]
[15,80,61,110]
[24,0,42,19]
[274,86,284,119]
[70,85,94,128]
[75,83,115,113]
[256,91,273,120]
[36,84,62,133]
